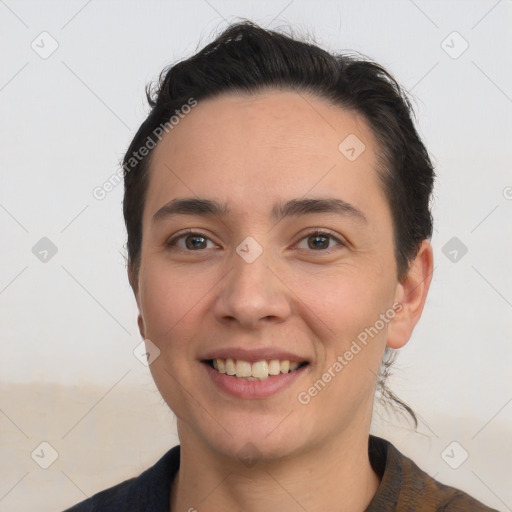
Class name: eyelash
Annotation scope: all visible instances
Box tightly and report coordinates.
[166,229,345,253]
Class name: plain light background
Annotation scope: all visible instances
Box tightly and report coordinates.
[1,1,511,511]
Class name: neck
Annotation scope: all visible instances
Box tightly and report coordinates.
[170,424,380,512]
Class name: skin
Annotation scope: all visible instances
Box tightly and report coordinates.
[131,89,434,512]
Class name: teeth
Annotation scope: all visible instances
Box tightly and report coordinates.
[235,360,252,378]
[268,359,281,375]
[251,360,269,379]
[225,358,236,376]
[211,358,305,380]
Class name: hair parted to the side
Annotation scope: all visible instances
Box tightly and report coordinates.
[122,20,435,428]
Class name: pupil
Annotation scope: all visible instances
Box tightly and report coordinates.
[310,235,328,250]
[187,235,206,250]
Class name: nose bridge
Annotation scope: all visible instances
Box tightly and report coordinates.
[214,235,290,327]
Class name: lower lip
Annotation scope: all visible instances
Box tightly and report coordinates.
[202,362,309,399]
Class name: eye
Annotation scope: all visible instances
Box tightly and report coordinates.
[295,230,345,252]
[165,229,345,253]
[166,230,217,251]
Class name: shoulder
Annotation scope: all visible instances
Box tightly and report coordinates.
[61,445,180,512]
[367,436,499,512]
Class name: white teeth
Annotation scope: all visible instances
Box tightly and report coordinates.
[210,358,305,380]
[268,359,281,375]
[225,358,236,376]
[217,359,226,374]
[251,360,269,379]
[235,360,252,378]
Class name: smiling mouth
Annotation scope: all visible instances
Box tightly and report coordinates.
[203,358,309,381]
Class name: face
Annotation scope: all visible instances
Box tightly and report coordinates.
[134,90,409,463]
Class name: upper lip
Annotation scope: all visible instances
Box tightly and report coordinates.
[200,347,309,363]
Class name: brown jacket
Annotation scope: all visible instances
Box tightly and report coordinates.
[365,435,499,511]
[63,435,500,511]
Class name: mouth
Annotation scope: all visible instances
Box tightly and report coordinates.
[202,358,309,381]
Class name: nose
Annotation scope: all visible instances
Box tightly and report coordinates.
[213,242,292,330]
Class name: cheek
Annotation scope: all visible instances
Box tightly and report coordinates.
[294,267,394,402]
[139,262,212,418]
[138,259,215,341]
[300,274,392,422]
[293,264,395,340]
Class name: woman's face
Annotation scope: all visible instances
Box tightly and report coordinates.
[134,90,406,461]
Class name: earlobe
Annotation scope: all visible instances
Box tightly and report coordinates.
[386,240,434,349]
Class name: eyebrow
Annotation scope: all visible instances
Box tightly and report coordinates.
[152,197,367,225]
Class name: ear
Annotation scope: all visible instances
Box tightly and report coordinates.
[387,240,434,349]
[128,266,146,340]
[137,311,146,340]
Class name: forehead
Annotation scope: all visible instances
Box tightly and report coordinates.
[152,89,377,162]
[144,89,387,225]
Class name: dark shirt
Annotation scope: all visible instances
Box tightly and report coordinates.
[63,435,499,511]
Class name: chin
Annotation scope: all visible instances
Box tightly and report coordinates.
[198,413,309,463]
